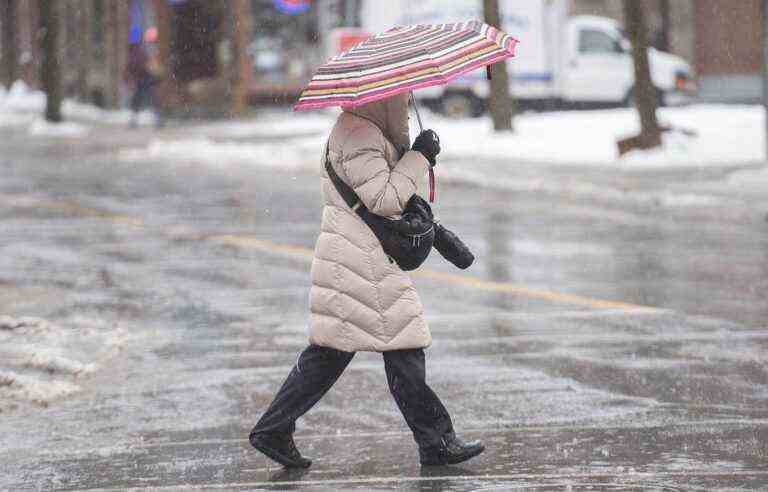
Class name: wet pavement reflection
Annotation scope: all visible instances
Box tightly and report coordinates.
[0,126,766,490]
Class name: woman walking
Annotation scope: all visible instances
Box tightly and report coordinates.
[249,92,484,468]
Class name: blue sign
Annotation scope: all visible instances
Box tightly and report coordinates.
[273,0,311,15]
[129,0,143,44]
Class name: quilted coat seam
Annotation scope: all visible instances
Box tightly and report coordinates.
[321,280,381,320]
[332,263,379,298]
[324,219,377,253]
[387,316,429,347]
[381,289,416,316]
[366,240,387,339]
[329,230,353,348]
[345,317,398,345]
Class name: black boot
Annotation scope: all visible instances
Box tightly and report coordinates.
[419,432,485,466]
[249,431,312,469]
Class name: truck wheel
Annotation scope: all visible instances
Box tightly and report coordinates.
[441,93,484,118]
[624,87,665,108]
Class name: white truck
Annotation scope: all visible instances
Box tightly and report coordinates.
[360,0,696,117]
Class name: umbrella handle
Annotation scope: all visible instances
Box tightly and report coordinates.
[411,91,434,202]
[429,167,435,203]
[410,92,424,133]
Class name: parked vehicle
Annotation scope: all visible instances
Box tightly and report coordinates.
[360,0,696,117]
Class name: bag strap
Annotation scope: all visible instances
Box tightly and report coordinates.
[324,141,364,214]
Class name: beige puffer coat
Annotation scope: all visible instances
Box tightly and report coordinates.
[309,94,432,353]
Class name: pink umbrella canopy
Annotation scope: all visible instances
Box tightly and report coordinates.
[294,21,518,111]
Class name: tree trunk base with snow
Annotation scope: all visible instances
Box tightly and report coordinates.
[617,131,662,156]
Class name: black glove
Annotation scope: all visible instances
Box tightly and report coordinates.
[433,223,474,269]
[411,129,440,166]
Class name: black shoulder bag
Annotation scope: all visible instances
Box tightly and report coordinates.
[324,146,435,271]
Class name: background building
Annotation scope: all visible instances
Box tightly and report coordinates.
[694,0,762,103]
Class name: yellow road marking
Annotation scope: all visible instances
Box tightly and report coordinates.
[2,194,145,227]
[51,200,145,227]
[206,234,658,312]
[6,193,657,313]
[208,234,314,259]
[413,269,656,312]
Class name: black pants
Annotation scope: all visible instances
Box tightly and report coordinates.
[251,345,454,448]
[130,76,157,113]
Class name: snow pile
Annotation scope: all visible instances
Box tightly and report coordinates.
[0,84,38,128]
[61,99,157,127]
[0,372,81,407]
[0,80,47,113]
[114,105,766,210]
[436,105,764,167]
[2,77,763,166]
[28,118,89,137]
[118,104,764,171]
[119,135,324,170]
[0,315,126,409]
[620,105,764,167]
[0,80,155,135]
[115,108,336,169]
[191,109,335,139]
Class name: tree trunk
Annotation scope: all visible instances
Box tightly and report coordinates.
[103,1,115,107]
[102,0,129,109]
[229,0,253,116]
[17,0,39,87]
[657,0,670,51]
[116,0,128,102]
[1,0,17,89]
[763,0,768,161]
[58,0,69,95]
[482,0,513,132]
[75,0,92,102]
[39,0,61,122]
[150,0,175,109]
[618,0,660,155]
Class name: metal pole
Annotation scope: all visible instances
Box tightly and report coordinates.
[410,91,424,133]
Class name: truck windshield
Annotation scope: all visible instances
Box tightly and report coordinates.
[579,29,623,54]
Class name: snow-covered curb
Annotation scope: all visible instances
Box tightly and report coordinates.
[439,104,764,168]
[119,135,324,171]
[118,104,765,169]
[0,80,156,137]
[110,104,767,211]
[3,79,763,168]
[28,118,89,137]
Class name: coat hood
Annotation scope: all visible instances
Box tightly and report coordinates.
[343,93,411,156]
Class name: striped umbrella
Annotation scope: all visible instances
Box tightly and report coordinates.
[294,21,518,111]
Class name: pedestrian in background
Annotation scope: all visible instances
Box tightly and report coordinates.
[249,93,485,468]
[125,27,163,128]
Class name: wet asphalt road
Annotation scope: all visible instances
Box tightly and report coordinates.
[0,120,767,491]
